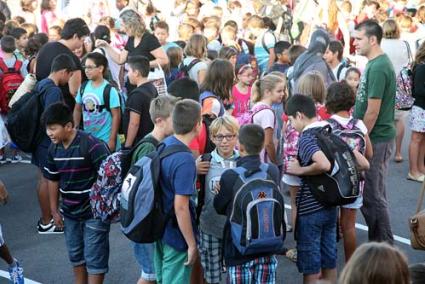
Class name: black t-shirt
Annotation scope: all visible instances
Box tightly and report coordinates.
[123,81,158,146]
[36,42,83,111]
[124,32,161,61]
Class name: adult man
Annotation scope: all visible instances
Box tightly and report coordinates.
[353,20,396,243]
[323,40,349,81]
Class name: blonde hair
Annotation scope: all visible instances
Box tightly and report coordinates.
[297,72,326,104]
[339,242,409,284]
[185,34,207,59]
[120,9,146,38]
[251,74,286,103]
[383,18,400,39]
[209,115,240,137]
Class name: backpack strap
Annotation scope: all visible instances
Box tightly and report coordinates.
[186,59,201,73]
[0,58,8,73]
[346,118,359,130]
[79,80,89,98]
[12,58,23,73]
[261,30,276,54]
[336,64,345,81]
[102,83,112,112]
[251,104,276,125]
[158,143,191,159]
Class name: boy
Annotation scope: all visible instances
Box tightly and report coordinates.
[214,124,281,283]
[0,180,24,284]
[73,52,121,152]
[323,40,349,81]
[270,40,291,74]
[10,27,28,61]
[154,21,179,52]
[43,102,111,284]
[122,55,158,149]
[154,99,201,284]
[284,95,337,284]
[32,54,78,234]
[131,95,178,284]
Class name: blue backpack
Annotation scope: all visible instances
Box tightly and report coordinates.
[229,164,286,256]
[120,143,191,243]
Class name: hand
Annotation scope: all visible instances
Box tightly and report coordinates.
[52,210,64,229]
[286,158,303,176]
[108,141,116,152]
[0,181,8,205]
[184,245,198,266]
[196,159,210,175]
[95,39,108,48]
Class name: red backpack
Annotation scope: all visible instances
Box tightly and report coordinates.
[0,58,24,114]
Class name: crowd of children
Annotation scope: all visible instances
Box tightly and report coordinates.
[0,0,424,283]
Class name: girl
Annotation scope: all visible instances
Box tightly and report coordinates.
[345,67,361,95]
[232,64,253,118]
[40,0,58,34]
[198,116,239,284]
[326,81,372,262]
[200,59,235,118]
[95,9,168,94]
[165,46,183,86]
[74,52,121,152]
[282,72,328,261]
[251,73,287,164]
[182,34,209,86]
[218,46,238,68]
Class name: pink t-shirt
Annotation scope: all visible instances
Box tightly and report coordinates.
[232,85,251,117]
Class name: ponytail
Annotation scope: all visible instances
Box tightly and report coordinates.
[251,79,262,103]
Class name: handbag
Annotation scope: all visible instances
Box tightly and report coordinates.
[409,179,425,250]
[148,64,167,96]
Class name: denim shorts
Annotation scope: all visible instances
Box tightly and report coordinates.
[296,207,337,275]
[63,217,110,275]
[133,242,156,281]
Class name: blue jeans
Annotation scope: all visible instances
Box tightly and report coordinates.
[63,217,110,274]
[296,207,337,275]
[133,242,156,281]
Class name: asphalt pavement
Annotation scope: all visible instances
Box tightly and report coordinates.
[0,126,424,283]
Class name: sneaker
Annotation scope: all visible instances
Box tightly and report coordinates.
[0,155,7,164]
[37,219,64,234]
[8,259,24,284]
[10,154,23,163]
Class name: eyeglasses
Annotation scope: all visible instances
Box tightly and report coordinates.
[213,134,236,141]
[83,65,98,70]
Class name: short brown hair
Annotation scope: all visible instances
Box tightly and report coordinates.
[172,99,201,135]
[149,95,179,122]
[154,21,169,33]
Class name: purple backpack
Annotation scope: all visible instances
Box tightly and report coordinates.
[395,41,415,110]
[327,118,366,154]
[236,104,274,127]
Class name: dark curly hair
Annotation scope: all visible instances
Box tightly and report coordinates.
[325,81,355,114]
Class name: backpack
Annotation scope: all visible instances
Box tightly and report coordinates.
[90,135,159,223]
[6,87,44,153]
[0,58,24,114]
[395,41,415,110]
[261,30,277,55]
[120,143,191,243]
[199,91,225,117]
[327,118,366,154]
[229,164,286,256]
[236,104,274,127]
[336,60,351,81]
[303,126,361,206]
[175,58,201,80]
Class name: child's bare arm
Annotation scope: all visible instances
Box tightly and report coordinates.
[286,151,331,176]
[353,150,370,171]
[0,180,8,205]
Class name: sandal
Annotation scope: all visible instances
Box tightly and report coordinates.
[407,173,425,183]
[285,248,297,263]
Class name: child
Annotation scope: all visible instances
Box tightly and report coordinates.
[286,45,306,94]
[10,27,28,61]
[218,46,238,68]
[154,21,179,52]
[284,94,337,284]
[121,55,158,149]
[232,64,253,118]
[198,116,239,284]
[200,59,235,118]
[48,25,62,42]
[250,73,287,164]
[325,82,372,262]
[270,40,291,74]
[297,71,330,120]
[43,102,111,284]
[131,95,178,284]
[31,54,78,234]
[154,99,201,284]
[0,180,25,284]
[214,124,282,283]
[74,52,121,152]
[165,46,183,86]
[345,67,361,94]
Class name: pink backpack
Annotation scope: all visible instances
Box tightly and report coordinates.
[236,104,274,126]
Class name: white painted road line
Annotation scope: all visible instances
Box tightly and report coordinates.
[284,204,412,246]
[0,270,42,284]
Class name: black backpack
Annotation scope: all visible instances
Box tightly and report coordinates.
[303,126,361,206]
[175,59,201,80]
[6,87,44,152]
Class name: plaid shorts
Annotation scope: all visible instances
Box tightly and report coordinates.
[199,231,223,284]
[227,256,277,284]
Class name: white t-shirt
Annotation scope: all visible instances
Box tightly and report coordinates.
[252,102,277,163]
[183,56,208,86]
[381,38,411,75]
